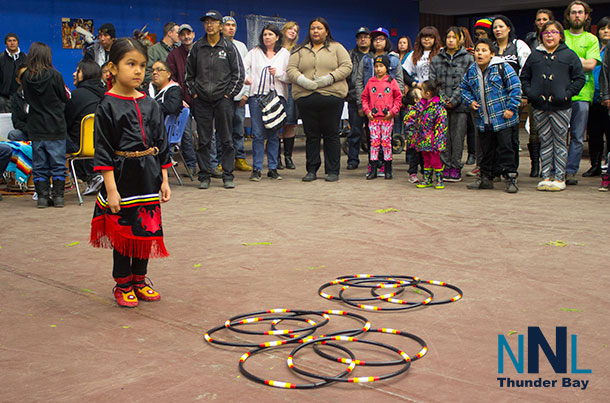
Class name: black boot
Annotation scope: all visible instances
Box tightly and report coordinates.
[384,160,393,179]
[583,151,602,177]
[528,143,540,177]
[366,163,377,180]
[277,140,285,170]
[34,180,50,208]
[283,137,295,169]
[52,179,65,207]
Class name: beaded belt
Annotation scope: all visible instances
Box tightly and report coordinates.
[115,147,159,158]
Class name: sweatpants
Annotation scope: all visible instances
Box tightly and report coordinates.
[369,119,393,161]
[534,108,571,181]
[441,111,467,170]
[479,125,519,179]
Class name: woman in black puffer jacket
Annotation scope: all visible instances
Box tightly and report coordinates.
[521,20,585,191]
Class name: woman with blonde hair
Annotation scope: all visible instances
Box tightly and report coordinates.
[277,21,300,169]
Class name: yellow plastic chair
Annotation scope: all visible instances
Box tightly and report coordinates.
[67,113,95,205]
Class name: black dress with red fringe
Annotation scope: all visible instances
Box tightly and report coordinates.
[90,92,172,259]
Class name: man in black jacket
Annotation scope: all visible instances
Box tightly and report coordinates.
[346,27,372,170]
[0,33,27,112]
[185,9,244,189]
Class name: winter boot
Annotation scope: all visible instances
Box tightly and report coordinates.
[583,151,602,177]
[283,137,296,169]
[277,141,285,170]
[34,180,50,208]
[416,168,433,188]
[113,275,138,308]
[132,275,161,301]
[434,168,444,189]
[505,172,519,193]
[384,160,393,179]
[52,179,65,208]
[366,163,377,180]
[528,143,540,177]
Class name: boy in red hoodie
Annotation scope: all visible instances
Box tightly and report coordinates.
[361,55,402,179]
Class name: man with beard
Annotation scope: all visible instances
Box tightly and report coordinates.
[563,1,601,185]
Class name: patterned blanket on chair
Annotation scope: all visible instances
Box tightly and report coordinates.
[4,141,32,184]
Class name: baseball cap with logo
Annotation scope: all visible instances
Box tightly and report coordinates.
[201,10,223,22]
[179,24,193,33]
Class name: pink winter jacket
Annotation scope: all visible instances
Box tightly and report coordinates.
[361,75,402,118]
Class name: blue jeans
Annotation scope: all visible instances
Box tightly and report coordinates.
[7,129,28,141]
[566,101,590,175]
[347,101,365,165]
[32,139,67,182]
[232,102,246,159]
[248,96,283,171]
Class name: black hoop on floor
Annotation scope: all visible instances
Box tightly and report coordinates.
[313,327,428,366]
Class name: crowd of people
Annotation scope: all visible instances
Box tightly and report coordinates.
[0,3,609,304]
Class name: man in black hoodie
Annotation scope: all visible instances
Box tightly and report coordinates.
[185,9,244,190]
[65,60,106,195]
[0,33,27,112]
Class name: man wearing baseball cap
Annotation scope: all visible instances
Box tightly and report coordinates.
[186,10,245,189]
[82,22,116,66]
[346,27,373,170]
[166,23,198,176]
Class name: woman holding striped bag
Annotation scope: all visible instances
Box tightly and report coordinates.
[520,20,585,191]
[243,24,290,182]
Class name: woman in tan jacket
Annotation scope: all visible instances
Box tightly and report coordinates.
[287,17,352,182]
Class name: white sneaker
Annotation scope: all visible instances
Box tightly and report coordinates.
[548,180,566,191]
[83,175,104,196]
[409,174,419,183]
[537,179,552,191]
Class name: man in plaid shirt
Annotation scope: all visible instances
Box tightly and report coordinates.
[461,38,522,193]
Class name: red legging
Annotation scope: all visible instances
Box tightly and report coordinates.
[369,119,393,161]
[422,151,442,169]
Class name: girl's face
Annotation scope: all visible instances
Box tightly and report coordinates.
[101,67,111,82]
[445,32,459,50]
[598,25,610,43]
[73,68,83,86]
[151,61,171,88]
[422,89,434,100]
[421,35,434,50]
[541,24,561,51]
[398,38,409,52]
[285,25,298,41]
[110,50,147,90]
[374,62,387,78]
[263,29,279,49]
[535,12,551,31]
[309,21,327,44]
[493,20,510,41]
[373,35,387,51]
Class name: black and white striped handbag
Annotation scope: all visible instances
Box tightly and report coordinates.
[256,66,286,130]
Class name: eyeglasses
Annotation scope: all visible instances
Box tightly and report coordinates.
[373,37,386,42]
[542,30,560,37]
[152,68,168,73]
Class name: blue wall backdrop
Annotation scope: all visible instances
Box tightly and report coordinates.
[1,1,419,89]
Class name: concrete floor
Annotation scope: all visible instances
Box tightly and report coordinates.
[0,135,608,402]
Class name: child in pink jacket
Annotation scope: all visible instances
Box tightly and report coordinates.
[362,55,402,179]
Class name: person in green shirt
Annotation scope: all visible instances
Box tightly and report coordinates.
[563,0,601,185]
